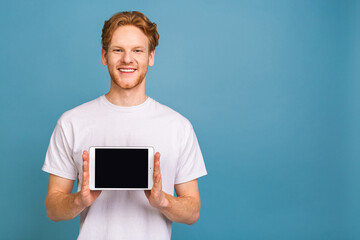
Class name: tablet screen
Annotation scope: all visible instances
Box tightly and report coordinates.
[95,148,148,188]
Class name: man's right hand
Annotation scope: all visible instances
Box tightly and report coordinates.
[76,151,102,208]
[45,150,102,222]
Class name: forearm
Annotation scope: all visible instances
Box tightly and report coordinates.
[45,191,85,222]
[159,192,200,225]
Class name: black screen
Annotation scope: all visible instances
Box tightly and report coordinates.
[95,148,148,188]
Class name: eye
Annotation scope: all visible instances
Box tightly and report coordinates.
[113,49,123,53]
[134,49,143,53]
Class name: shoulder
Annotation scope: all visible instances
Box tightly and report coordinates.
[57,96,102,127]
[150,98,193,129]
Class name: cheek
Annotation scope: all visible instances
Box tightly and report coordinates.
[138,57,150,67]
[107,57,119,67]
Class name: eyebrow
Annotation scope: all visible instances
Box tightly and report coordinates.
[111,46,146,49]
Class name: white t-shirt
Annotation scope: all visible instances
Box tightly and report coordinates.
[42,95,207,240]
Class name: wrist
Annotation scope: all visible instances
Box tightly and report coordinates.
[73,192,86,210]
[158,192,170,209]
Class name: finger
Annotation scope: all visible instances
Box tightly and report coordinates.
[82,166,89,188]
[153,152,161,178]
[82,151,89,171]
[92,190,102,197]
[157,173,162,191]
[82,151,89,189]
[157,173,161,184]
[144,190,151,199]
[153,160,160,184]
[152,173,162,192]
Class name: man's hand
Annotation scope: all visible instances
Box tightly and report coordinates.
[143,152,201,225]
[144,152,169,209]
[45,151,102,221]
[75,151,102,208]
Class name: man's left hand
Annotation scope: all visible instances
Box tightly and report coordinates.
[144,152,169,209]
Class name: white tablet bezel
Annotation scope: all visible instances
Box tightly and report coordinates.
[89,146,154,190]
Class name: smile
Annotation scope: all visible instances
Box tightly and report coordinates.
[118,68,136,73]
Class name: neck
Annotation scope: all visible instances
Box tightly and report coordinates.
[105,81,147,107]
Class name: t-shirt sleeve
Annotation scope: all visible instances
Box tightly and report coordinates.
[175,122,207,184]
[42,122,78,180]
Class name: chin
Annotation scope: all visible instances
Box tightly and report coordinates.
[121,83,137,89]
[113,78,144,90]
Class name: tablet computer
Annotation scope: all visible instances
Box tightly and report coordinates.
[89,146,154,190]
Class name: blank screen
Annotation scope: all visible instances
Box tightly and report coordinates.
[95,148,148,188]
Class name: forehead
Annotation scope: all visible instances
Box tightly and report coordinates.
[110,25,149,48]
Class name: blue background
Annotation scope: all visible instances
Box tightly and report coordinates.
[0,0,359,239]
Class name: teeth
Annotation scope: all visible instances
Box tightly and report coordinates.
[119,68,135,72]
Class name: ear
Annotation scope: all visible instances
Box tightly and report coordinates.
[101,48,107,66]
[148,50,155,67]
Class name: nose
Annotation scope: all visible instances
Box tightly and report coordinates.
[121,51,133,64]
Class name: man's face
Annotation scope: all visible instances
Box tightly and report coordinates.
[101,25,154,90]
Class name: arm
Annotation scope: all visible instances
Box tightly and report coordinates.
[45,151,101,221]
[145,153,201,225]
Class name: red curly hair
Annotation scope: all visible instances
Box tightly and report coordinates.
[101,11,159,53]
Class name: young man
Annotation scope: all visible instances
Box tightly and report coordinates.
[43,11,207,240]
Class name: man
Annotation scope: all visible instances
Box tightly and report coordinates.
[43,11,207,240]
